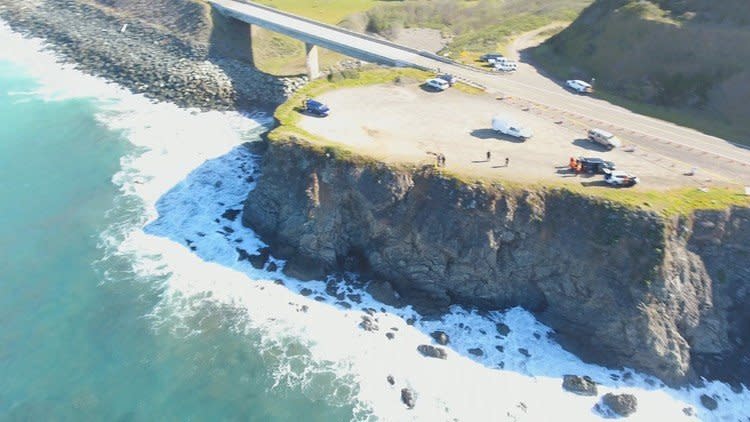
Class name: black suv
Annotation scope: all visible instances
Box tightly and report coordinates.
[579,157,615,174]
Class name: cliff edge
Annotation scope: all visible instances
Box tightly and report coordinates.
[243,136,750,386]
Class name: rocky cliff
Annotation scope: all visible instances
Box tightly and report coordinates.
[243,137,750,386]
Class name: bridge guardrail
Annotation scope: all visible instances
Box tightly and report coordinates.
[234,0,426,56]
[222,0,491,89]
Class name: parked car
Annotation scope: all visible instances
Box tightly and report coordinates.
[604,170,639,187]
[588,128,622,149]
[492,116,533,140]
[570,156,615,174]
[303,99,330,117]
[565,79,593,94]
[425,78,450,91]
[494,61,518,72]
[437,73,457,86]
[480,53,504,62]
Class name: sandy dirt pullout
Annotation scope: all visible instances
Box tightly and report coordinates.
[299,83,720,189]
[389,28,447,53]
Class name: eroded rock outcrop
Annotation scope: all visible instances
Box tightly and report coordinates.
[243,138,750,385]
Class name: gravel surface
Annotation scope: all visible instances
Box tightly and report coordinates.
[300,82,716,189]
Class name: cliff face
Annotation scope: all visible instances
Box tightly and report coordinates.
[243,138,750,386]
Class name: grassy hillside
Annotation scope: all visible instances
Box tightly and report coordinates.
[353,0,592,55]
[531,0,750,144]
[247,0,592,75]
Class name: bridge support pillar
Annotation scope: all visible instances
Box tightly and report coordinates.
[305,43,320,80]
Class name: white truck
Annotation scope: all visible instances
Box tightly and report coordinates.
[492,116,533,140]
[494,61,518,72]
[587,128,621,149]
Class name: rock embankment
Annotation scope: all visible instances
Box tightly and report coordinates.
[0,0,304,109]
[243,137,750,386]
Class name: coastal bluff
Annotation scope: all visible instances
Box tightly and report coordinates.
[243,136,750,387]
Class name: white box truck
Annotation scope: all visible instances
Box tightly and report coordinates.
[492,116,533,140]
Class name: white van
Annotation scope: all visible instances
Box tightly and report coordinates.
[494,61,518,72]
[587,128,621,149]
[492,116,532,140]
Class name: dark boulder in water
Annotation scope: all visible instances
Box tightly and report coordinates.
[562,375,598,396]
[430,330,450,345]
[401,388,416,409]
[600,393,638,417]
[700,394,718,410]
[417,344,447,360]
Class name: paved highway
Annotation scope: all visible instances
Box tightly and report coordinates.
[212,0,750,185]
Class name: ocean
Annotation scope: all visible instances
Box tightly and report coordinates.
[0,22,747,421]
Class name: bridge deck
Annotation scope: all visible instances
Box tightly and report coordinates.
[209,0,436,68]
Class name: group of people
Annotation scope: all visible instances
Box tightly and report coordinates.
[487,151,510,167]
[433,152,510,168]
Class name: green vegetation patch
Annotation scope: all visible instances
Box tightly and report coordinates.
[530,0,750,145]
[361,0,591,54]
[254,0,383,24]
[562,184,750,217]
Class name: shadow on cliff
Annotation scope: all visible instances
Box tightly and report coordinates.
[207,8,290,108]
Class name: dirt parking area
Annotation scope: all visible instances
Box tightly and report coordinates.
[299,82,710,189]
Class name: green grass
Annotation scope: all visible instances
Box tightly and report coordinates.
[562,184,750,217]
[251,28,348,76]
[254,0,382,24]
[529,0,750,146]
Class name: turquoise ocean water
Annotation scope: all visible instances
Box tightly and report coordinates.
[0,57,354,420]
[2,23,749,422]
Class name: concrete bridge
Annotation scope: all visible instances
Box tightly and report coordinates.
[209,0,750,183]
[208,0,442,79]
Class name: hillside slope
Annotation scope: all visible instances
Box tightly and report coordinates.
[531,0,750,142]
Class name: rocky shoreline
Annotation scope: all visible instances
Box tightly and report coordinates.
[0,0,306,110]
[243,136,750,388]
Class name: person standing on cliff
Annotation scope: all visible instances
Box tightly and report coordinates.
[505,157,510,167]
[486,151,491,161]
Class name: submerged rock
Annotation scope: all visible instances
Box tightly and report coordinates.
[222,208,242,221]
[359,315,379,332]
[496,323,511,337]
[401,388,416,409]
[247,247,270,269]
[562,375,598,396]
[468,348,484,357]
[417,344,447,360]
[600,393,638,417]
[700,394,718,410]
[430,330,450,345]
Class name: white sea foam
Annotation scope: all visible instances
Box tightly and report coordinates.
[2,20,748,421]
